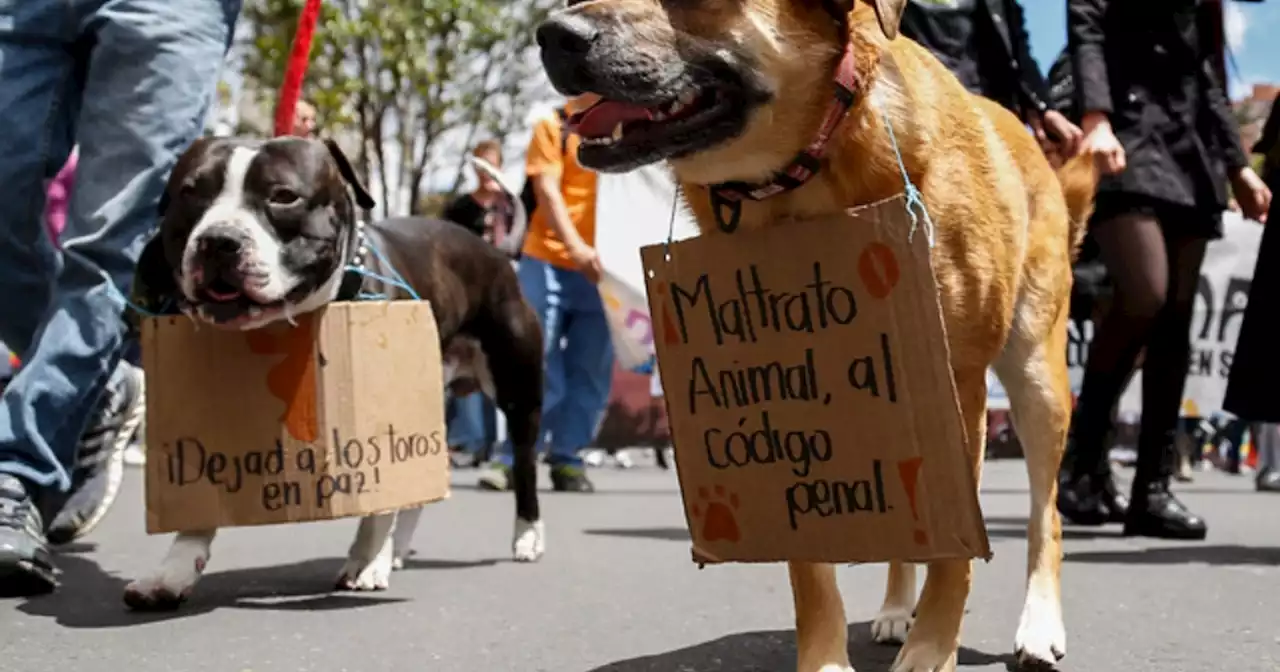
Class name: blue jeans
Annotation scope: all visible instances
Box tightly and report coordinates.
[0,0,239,490]
[447,391,496,454]
[494,257,615,469]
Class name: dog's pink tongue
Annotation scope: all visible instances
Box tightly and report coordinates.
[570,101,654,138]
[205,287,241,302]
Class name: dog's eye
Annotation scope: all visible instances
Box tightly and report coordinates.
[268,187,302,206]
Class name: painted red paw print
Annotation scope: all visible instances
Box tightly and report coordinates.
[691,484,741,543]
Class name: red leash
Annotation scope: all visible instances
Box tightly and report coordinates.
[273,0,323,137]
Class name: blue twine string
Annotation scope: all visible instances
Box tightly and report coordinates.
[880,111,935,248]
[118,292,171,319]
[354,235,421,301]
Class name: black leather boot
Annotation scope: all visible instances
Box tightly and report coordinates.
[1256,468,1280,493]
[1057,434,1128,526]
[1123,478,1207,540]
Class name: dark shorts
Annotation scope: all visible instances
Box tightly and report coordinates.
[1090,191,1223,240]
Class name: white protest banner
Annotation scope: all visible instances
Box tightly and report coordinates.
[987,211,1261,419]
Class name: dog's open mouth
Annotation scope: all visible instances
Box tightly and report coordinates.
[196,279,285,327]
[568,82,755,172]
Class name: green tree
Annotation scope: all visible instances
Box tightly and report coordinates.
[240,0,556,215]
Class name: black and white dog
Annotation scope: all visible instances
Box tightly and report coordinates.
[122,136,545,609]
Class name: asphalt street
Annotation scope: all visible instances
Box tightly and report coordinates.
[1,457,1277,672]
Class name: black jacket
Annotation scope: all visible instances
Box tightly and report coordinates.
[1068,0,1248,211]
[899,0,1049,120]
[1224,98,1280,421]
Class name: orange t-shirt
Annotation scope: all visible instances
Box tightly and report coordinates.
[521,104,598,269]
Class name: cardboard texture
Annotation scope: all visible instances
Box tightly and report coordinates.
[141,301,449,534]
[641,197,990,564]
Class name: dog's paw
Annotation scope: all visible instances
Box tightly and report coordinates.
[1014,596,1066,669]
[871,606,914,644]
[890,638,957,672]
[123,556,207,611]
[390,549,417,572]
[513,518,545,563]
[336,551,393,591]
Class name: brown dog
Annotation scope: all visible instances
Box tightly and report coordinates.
[535,1,1098,670]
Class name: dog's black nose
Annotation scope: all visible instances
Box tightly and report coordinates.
[537,14,599,95]
[537,14,597,56]
[198,234,242,259]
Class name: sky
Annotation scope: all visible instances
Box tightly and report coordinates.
[1022,1,1280,98]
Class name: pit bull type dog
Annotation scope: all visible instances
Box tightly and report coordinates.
[122,136,545,609]
[535,0,1098,670]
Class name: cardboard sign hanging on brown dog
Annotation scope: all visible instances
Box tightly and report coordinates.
[641,197,990,564]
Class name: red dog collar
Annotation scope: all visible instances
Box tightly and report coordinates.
[707,35,859,232]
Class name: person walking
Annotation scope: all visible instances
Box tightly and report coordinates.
[1224,94,1280,492]
[443,140,515,247]
[1057,0,1272,539]
[479,96,613,493]
[0,0,240,594]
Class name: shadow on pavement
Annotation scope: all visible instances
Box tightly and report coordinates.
[587,620,1012,671]
[12,547,500,629]
[587,518,1127,544]
[1064,544,1280,566]
[452,483,680,496]
[982,516,1124,541]
[585,527,689,542]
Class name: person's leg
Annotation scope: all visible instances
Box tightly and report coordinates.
[0,1,85,595]
[1059,211,1169,525]
[43,0,239,545]
[447,391,488,459]
[478,257,567,490]
[545,267,615,492]
[1254,423,1280,492]
[1123,230,1208,539]
[2,0,239,593]
[1219,418,1246,474]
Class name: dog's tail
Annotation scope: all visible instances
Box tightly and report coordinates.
[1055,152,1100,261]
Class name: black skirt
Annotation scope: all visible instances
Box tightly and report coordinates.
[1223,192,1280,421]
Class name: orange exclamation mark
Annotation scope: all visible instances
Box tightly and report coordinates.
[654,284,680,345]
[897,457,926,545]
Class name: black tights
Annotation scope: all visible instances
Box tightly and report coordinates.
[1072,213,1208,487]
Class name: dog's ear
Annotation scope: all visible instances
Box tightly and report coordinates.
[870,0,906,40]
[132,232,180,313]
[323,138,377,211]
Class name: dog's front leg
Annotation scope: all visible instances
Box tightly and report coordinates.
[390,505,425,570]
[996,323,1071,667]
[123,529,217,611]
[871,561,918,644]
[790,561,854,672]
[892,370,988,672]
[336,513,396,591]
